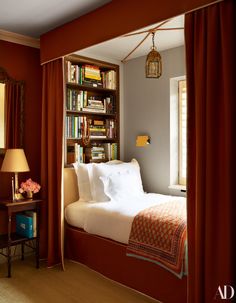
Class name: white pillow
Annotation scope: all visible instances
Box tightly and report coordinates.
[73,162,93,202]
[90,159,144,202]
[100,170,144,201]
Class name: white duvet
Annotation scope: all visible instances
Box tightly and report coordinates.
[65,193,186,244]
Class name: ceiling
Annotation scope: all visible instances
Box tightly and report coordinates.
[0,0,111,38]
[77,15,184,62]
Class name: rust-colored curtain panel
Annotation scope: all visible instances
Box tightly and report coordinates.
[185,1,235,302]
[5,81,23,148]
[41,58,64,266]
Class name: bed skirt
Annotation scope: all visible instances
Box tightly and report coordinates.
[65,224,187,303]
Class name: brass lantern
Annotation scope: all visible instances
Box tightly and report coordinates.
[146,32,162,78]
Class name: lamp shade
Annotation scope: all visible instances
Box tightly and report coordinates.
[1,149,30,172]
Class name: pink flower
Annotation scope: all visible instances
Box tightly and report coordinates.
[19,178,41,194]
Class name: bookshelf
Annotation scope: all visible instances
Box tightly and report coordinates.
[64,54,120,165]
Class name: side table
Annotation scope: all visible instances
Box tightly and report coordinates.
[0,199,42,277]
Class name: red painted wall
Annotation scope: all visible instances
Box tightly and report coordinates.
[0,40,42,231]
[40,0,215,63]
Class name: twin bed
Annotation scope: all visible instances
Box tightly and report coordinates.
[64,160,187,303]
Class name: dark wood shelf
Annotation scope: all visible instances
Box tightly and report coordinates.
[66,138,117,143]
[66,110,116,117]
[0,233,36,249]
[67,82,116,93]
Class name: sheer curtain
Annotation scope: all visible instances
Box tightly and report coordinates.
[41,58,64,267]
[185,1,235,302]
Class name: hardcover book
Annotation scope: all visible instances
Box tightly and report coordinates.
[25,211,37,237]
[16,214,33,238]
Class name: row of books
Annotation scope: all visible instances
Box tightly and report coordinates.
[66,116,116,139]
[67,61,116,89]
[69,143,118,163]
[16,211,37,238]
[101,70,116,90]
[66,89,115,114]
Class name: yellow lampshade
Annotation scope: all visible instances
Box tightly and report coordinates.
[1,149,30,172]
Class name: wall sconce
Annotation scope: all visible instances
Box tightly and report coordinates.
[136,135,151,147]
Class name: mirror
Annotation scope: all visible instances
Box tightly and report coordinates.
[0,67,24,154]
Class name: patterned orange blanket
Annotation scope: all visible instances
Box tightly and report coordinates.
[127,199,187,277]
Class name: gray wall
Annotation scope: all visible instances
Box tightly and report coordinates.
[123,46,185,194]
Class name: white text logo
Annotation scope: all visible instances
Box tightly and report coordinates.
[215,285,235,300]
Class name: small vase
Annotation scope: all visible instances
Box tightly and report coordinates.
[26,191,33,199]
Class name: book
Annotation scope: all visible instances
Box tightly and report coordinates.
[16,214,33,238]
[82,107,106,113]
[25,211,37,237]
[104,143,111,161]
[93,120,104,126]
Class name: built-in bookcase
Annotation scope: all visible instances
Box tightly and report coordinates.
[64,54,120,165]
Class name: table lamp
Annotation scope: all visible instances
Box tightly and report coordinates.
[1,149,30,200]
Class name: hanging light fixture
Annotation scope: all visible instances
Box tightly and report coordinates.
[145,32,162,78]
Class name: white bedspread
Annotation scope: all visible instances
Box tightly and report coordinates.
[65,193,186,244]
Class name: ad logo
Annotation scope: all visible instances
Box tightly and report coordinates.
[215,285,235,300]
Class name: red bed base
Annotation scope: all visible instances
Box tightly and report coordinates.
[65,225,187,303]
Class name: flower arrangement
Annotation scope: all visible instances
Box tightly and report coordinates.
[19,178,41,194]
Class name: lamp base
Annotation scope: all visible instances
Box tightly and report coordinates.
[14,172,24,201]
[14,193,24,200]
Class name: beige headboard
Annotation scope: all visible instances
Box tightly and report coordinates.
[64,167,79,207]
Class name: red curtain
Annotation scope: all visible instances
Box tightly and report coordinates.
[41,58,64,266]
[185,1,235,302]
[5,81,24,148]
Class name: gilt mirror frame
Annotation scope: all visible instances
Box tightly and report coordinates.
[0,67,24,155]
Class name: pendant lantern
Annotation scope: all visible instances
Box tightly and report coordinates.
[145,32,162,78]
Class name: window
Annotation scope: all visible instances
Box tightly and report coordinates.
[0,83,5,149]
[170,76,187,191]
[178,80,187,185]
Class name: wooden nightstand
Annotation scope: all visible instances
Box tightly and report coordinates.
[0,199,42,277]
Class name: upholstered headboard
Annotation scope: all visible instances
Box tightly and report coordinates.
[64,167,79,207]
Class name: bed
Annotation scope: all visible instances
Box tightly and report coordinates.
[64,161,187,303]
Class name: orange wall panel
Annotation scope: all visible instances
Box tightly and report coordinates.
[0,40,42,200]
[40,0,216,63]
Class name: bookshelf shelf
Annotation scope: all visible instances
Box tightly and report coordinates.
[67,82,116,93]
[66,110,116,117]
[0,233,36,249]
[64,54,120,165]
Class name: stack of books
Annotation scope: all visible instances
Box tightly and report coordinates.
[84,65,101,81]
[81,64,102,87]
[82,97,105,113]
[66,62,116,90]
[90,119,106,139]
[85,146,105,162]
